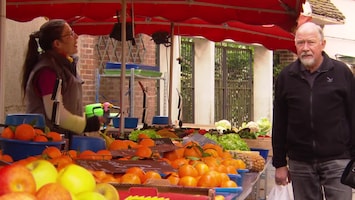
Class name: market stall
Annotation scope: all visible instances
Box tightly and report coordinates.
[0,114,273,200]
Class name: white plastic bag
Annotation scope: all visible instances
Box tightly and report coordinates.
[268,184,294,200]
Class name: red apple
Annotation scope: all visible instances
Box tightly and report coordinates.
[36,182,72,200]
[0,164,36,196]
[0,192,37,200]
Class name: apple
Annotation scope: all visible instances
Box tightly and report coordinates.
[56,163,96,195]
[0,164,36,196]
[94,183,120,200]
[76,191,106,200]
[0,192,37,200]
[26,159,58,190]
[36,182,72,200]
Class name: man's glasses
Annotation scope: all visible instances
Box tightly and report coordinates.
[61,30,76,38]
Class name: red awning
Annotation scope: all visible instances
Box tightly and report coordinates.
[6,0,305,51]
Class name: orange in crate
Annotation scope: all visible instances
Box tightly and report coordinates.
[14,124,36,141]
[1,127,15,139]
[42,146,62,159]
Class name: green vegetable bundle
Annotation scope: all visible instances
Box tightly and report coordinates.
[128,129,161,141]
[204,132,250,151]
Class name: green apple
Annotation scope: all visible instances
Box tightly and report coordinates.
[56,164,96,195]
[0,164,36,196]
[76,191,106,200]
[94,183,120,200]
[26,159,58,190]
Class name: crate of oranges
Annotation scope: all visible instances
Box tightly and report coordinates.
[0,114,64,161]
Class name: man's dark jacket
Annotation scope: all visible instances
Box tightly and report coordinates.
[272,52,355,168]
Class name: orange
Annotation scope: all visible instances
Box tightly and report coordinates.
[34,128,45,136]
[42,146,62,159]
[34,135,49,142]
[109,140,138,150]
[77,150,97,160]
[178,164,198,177]
[203,143,224,157]
[163,147,184,161]
[197,173,218,187]
[225,165,237,174]
[201,156,220,168]
[178,176,197,187]
[221,180,238,187]
[135,146,152,158]
[204,148,219,157]
[14,123,36,141]
[46,131,62,141]
[219,172,231,183]
[206,170,222,186]
[194,162,210,176]
[142,171,162,183]
[96,149,113,160]
[1,127,15,139]
[120,173,141,184]
[216,164,228,173]
[67,150,78,159]
[125,167,145,181]
[138,133,150,139]
[50,155,73,170]
[165,172,180,185]
[234,159,247,169]
[1,154,14,163]
[101,174,120,183]
[14,156,38,166]
[183,141,203,158]
[171,157,189,169]
[139,138,155,147]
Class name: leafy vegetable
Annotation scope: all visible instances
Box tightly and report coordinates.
[257,117,271,133]
[128,129,161,141]
[204,133,250,151]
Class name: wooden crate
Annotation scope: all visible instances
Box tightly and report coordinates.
[243,137,272,157]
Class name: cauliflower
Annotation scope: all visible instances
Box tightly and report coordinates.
[215,119,232,134]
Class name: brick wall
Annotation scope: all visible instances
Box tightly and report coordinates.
[275,50,297,64]
[78,34,159,124]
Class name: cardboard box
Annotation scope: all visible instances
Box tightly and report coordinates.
[243,137,272,157]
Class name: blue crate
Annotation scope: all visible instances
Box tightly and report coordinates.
[0,138,64,161]
[215,187,243,200]
[5,113,46,128]
[250,148,269,160]
[112,117,138,129]
[105,62,160,72]
[228,174,242,186]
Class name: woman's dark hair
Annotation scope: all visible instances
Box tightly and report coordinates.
[21,19,66,98]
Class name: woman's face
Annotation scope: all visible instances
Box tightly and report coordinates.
[56,23,78,56]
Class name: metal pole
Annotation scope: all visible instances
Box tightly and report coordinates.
[168,22,174,126]
[120,0,127,136]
